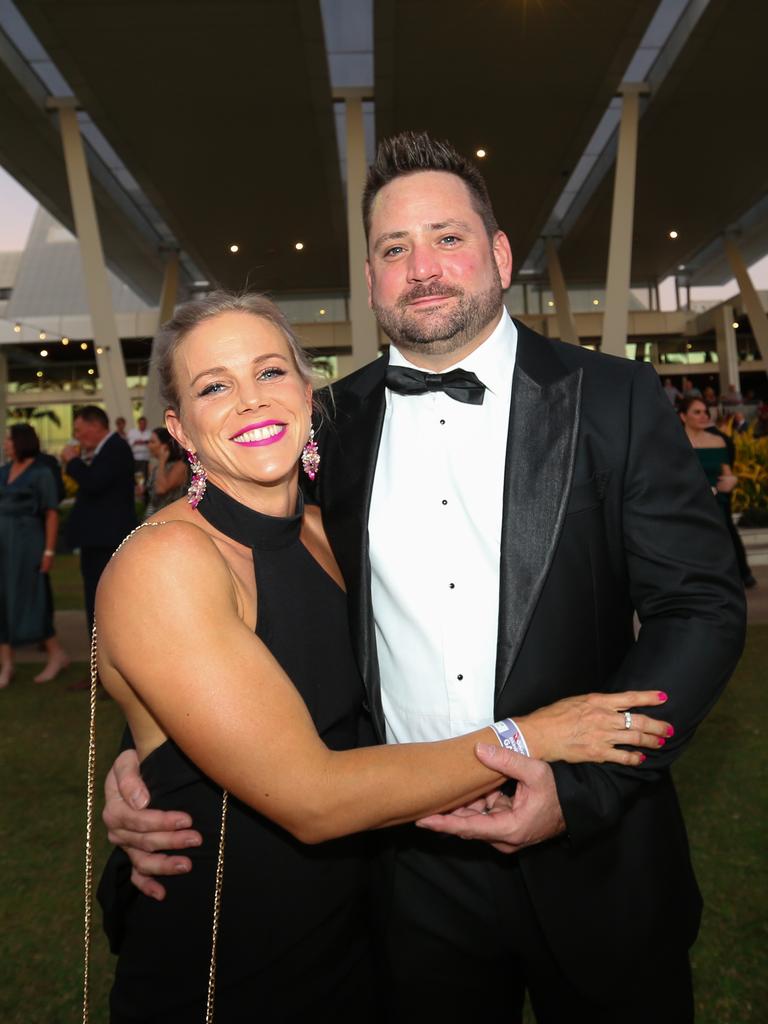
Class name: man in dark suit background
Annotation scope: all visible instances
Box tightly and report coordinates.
[61,405,137,636]
[102,134,744,1021]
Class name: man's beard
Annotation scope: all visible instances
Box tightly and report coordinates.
[371,273,503,358]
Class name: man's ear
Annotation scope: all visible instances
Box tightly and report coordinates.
[492,231,513,290]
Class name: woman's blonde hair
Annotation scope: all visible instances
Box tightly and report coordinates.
[154,291,316,414]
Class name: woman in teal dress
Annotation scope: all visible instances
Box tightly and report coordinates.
[678,396,737,506]
[0,424,70,688]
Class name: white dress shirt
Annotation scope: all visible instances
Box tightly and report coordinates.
[369,310,518,742]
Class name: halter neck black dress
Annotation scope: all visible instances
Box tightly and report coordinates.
[104,484,377,1023]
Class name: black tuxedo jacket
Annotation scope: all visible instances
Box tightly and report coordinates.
[316,321,745,990]
[65,432,138,551]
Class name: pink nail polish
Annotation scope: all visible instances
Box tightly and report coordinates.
[639,753,646,762]
[666,726,675,737]
[658,737,666,747]
[658,691,668,701]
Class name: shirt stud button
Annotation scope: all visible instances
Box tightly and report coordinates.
[439,419,446,425]
[449,583,455,589]
[457,674,464,681]
[441,499,448,506]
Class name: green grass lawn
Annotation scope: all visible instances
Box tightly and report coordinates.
[49,553,85,611]
[0,631,765,1023]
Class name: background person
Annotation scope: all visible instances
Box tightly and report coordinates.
[679,397,755,588]
[60,406,136,691]
[142,426,187,518]
[0,423,69,687]
[127,415,152,487]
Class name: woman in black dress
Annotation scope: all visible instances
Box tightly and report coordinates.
[95,292,672,1022]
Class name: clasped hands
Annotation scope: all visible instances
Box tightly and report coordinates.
[104,689,670,899]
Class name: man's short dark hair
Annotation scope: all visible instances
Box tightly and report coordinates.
[362,130,499,243]
[74,405,109,431]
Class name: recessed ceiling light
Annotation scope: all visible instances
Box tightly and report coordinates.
[686,342,692,350]
[319,308,326,316]
[40,349,48,357]
[677,264,686,271]
[87,368,95,375]
[61,337,69,345]
[39,330,46,340]
[592,299,600,306]
[36,370,43,378]
[547,300,555,307]
[13,323,21,333]
[295,242,304,251]
[476,148,486,158]
[668,230,678,239]
[731,322,739,329]
[229,244,239,253]
[80,342,88,350]
[96,346,104,354]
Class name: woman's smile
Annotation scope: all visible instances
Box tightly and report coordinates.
[230,421,288,447]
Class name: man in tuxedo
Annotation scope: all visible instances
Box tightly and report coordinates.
[61,405,137,635]
[102,134,744,1021]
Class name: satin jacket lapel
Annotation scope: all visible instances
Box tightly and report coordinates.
[321,364,387,734]
[495,326,583,698]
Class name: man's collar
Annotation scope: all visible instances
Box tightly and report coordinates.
[387,308,517,397]
[93,431,113,456]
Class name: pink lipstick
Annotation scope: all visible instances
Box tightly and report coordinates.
[229,420,287,447]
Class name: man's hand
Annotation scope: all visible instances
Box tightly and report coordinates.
[416,743,566,853]
[60,444,80,465]
[103,749,203,901]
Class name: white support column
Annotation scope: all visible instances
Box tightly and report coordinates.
[340,91,379,370]
[545,238,579,345]
[602,83,649,358]
[723,236,768,370]
[143,251,180,429]
[48,98,133,426]
[0,352,7,437]
[713,304,741,395]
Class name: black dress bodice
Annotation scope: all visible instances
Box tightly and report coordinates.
[104,483,376,1023]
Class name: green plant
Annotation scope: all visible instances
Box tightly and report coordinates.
[731,428,768,517]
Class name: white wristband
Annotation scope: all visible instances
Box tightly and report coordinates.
[490,717,530,757]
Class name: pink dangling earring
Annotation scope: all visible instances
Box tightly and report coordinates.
[300,427,320,481]
[186,450,207,508]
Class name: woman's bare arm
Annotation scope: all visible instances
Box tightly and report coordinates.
[96,522,503,844]
[152,460,187,496]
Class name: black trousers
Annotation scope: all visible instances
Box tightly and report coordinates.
[381,830,694,1024]
[80,546,115,633]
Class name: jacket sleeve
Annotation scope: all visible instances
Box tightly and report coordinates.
[66,441,132,495]
[551,363,746,846]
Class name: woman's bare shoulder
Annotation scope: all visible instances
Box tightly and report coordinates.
[99,516,233,605]
[701,432,727,449]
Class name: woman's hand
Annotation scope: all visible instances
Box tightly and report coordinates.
[515,690,672,766]
[716,466,741,493]
[40,550,54,574]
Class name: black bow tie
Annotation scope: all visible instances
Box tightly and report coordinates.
[385,365,486,405]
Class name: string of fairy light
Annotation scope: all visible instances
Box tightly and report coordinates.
[3,318,104,378]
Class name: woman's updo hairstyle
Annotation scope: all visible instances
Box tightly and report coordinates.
[678,395,706,416]
[155,291,317,414]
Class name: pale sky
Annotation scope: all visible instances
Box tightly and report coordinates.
[1,163,765,311]
[0,166,37,249]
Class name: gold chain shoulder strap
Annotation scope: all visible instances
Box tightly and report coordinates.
[83,521,229,1024]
